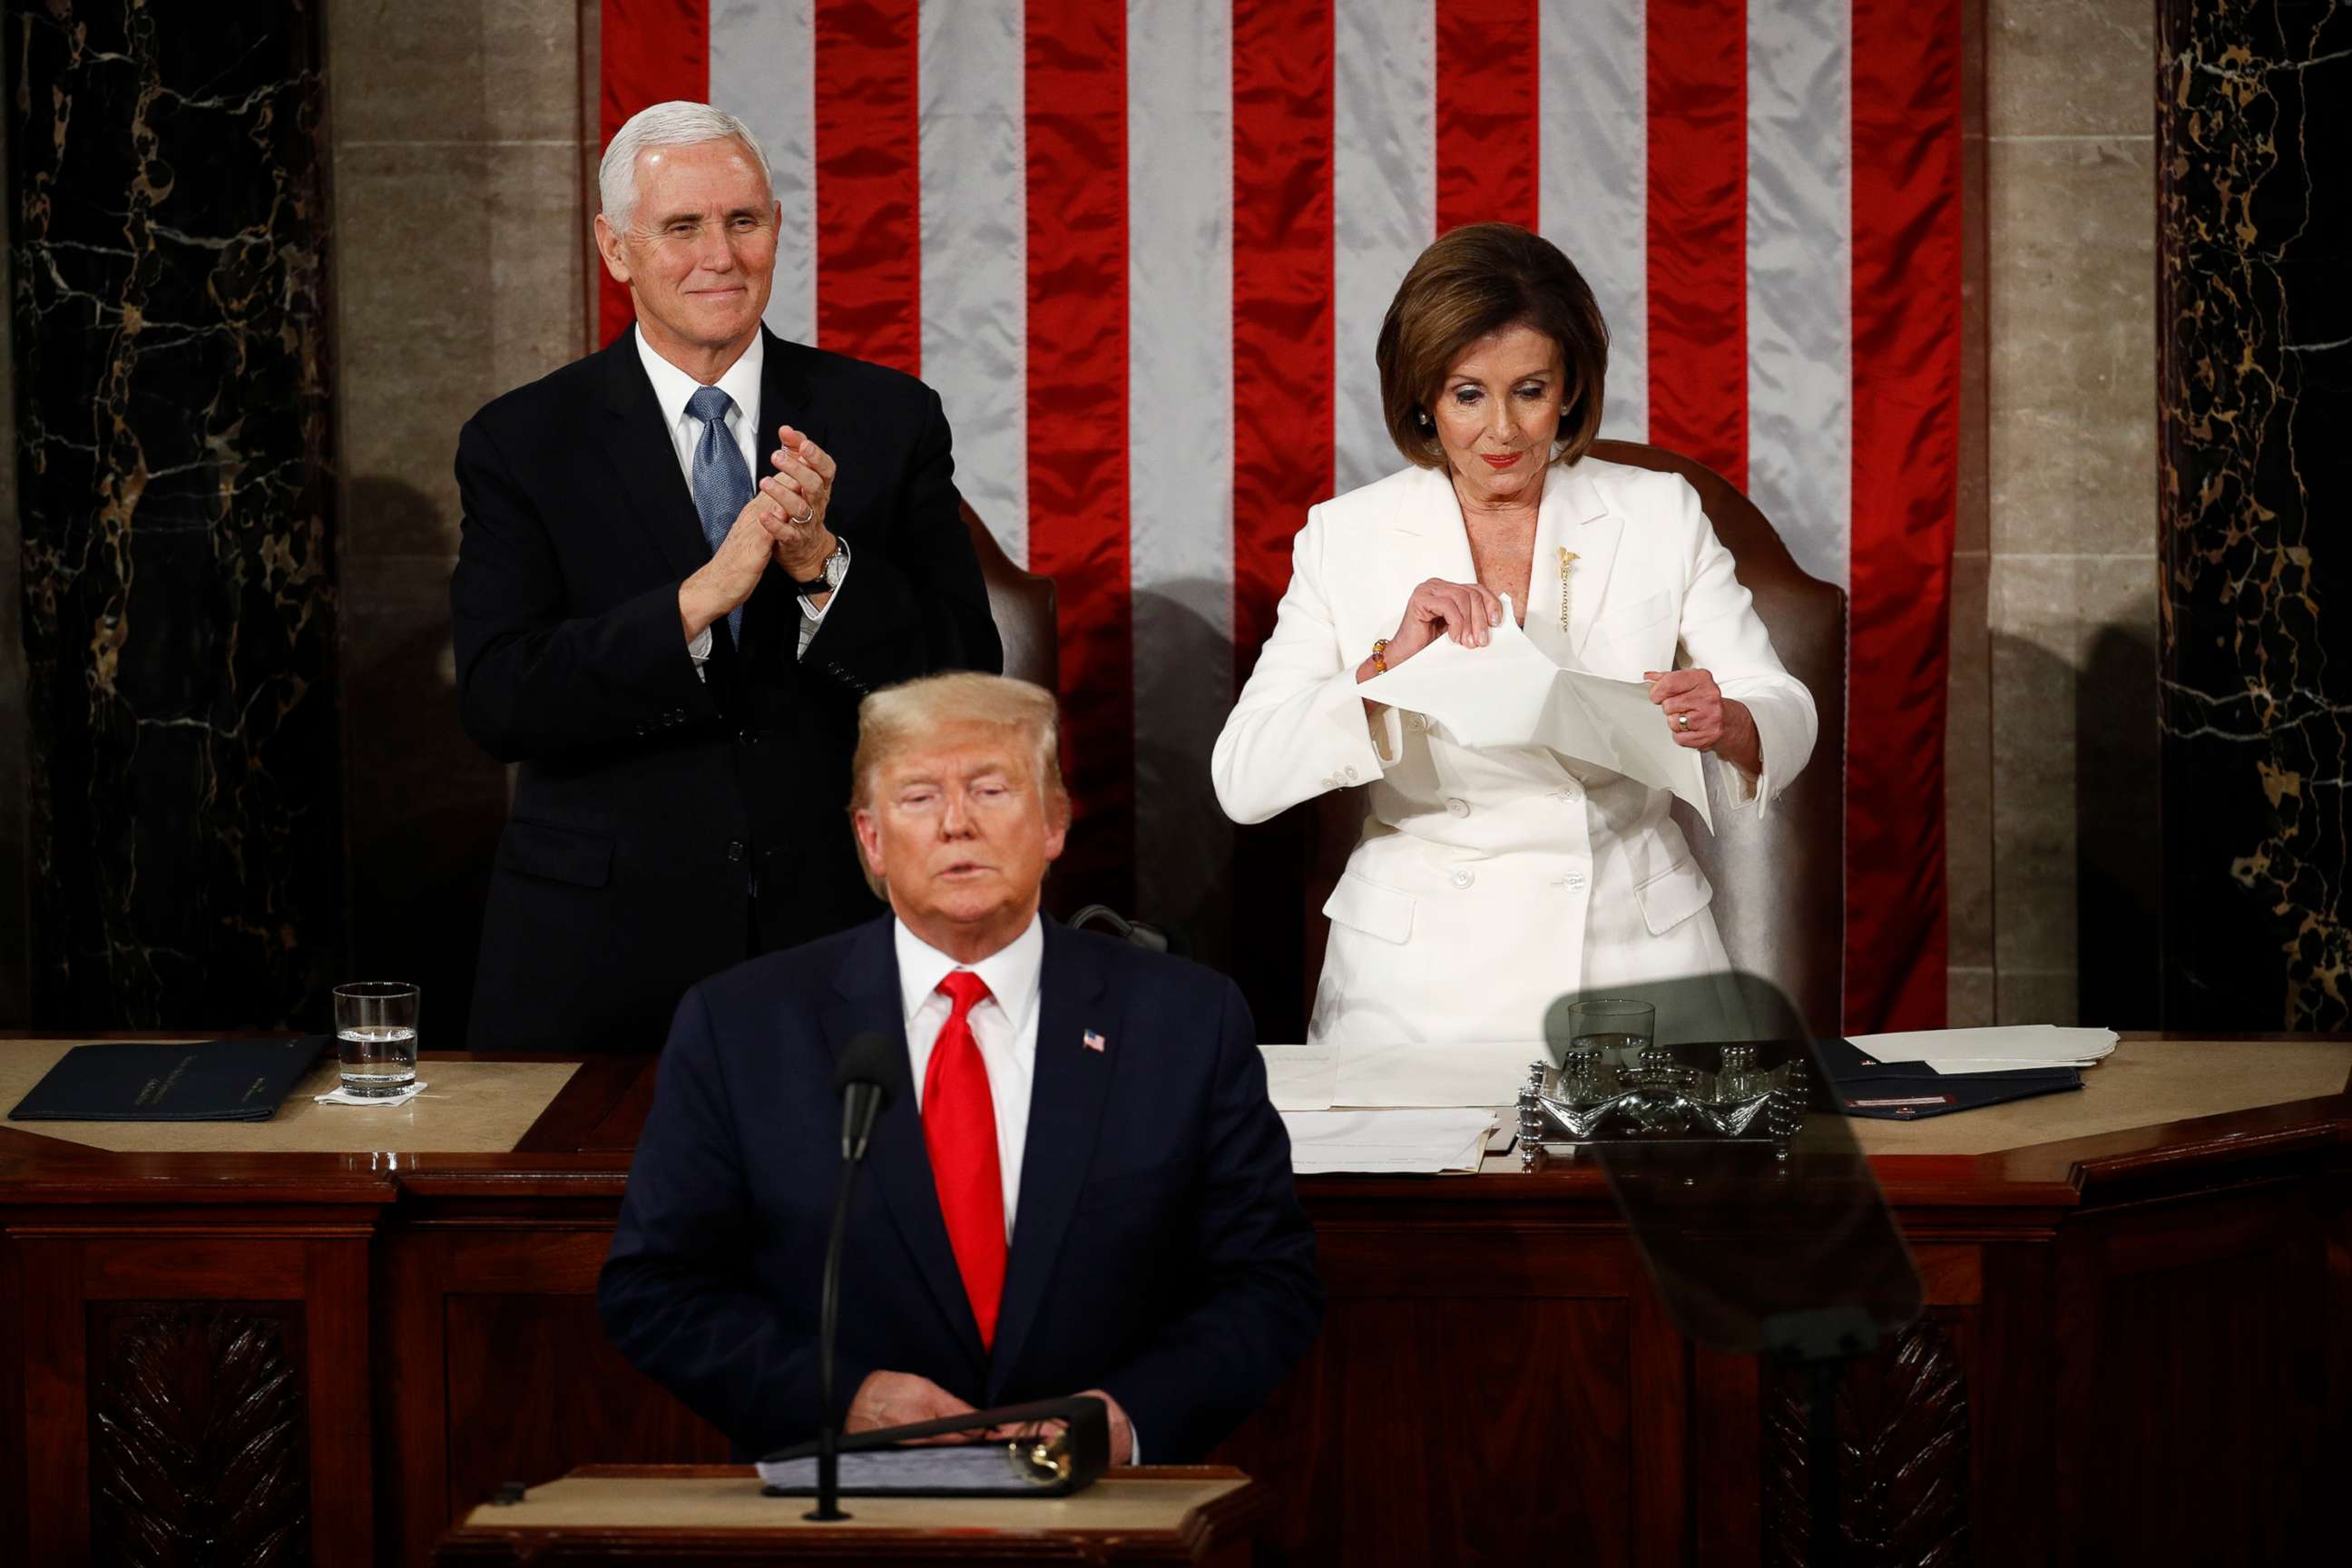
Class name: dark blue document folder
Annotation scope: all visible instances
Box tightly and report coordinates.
[8,1037,326,1122]
[1817,1035,2082,1121]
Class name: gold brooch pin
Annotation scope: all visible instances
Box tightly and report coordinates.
[1558,548,1578,631]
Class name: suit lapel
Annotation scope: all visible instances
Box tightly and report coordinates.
[985,924,1115,1398]
[597,333,718,588]
[820,920,985,1364]
[1554,463,1624,659]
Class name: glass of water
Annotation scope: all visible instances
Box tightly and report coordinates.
[334,982,420,1097]
[1564,997,1655,1067]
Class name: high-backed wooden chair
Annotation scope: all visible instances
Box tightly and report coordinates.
[958,495,1057,692]
[1304,442,1848,1037]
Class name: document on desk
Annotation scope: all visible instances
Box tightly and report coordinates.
[1260,1041,1540,1110]
[1354,604,1711,832]
[1279,1108,1498,1174]
[1847,1024,2117,1075]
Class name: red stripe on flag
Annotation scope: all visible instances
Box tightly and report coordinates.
[1434,0,1541,232]
[596,0,710,347]
[814,0,922,374]
[1026,1,1132,907]
[1230,0,1336,1036]
[1645,0,1745,485]
[1231,0,1334,671]
[1847,0,1962,1031]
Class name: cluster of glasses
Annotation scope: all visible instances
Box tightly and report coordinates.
[1518,1010,1810,1165]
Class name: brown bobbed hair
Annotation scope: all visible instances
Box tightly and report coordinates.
[1375,221,1610,471]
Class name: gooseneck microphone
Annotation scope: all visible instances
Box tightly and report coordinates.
[810,1032,906,1521]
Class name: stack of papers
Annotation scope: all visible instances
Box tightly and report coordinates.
[1260,1041,1537,1112]
[1845,1024,2117,1076]
[1278,1109,1498,1174]
[1353,603,1712,830]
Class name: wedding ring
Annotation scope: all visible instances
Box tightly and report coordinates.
[1674,712,1691,730]
[793,505,816,525]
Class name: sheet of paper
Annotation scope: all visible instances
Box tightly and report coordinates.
[1848,1024,2118,1068]
[1355,607,1710,830]
[1920,1056,2105,1076]
[1279,1108,1498,1174]
[1260,1041,1540,1110]
[1259,1045,1337,1111]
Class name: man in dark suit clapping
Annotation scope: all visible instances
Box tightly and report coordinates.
[451,102,1000,1053]
[599,674,1321,1462]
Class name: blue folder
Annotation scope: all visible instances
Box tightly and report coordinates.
[1815,1035,2082,1121]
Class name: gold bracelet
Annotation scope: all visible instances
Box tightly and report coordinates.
[1370,637,1388,676]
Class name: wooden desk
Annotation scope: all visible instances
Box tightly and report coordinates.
[3,1035,2347,1566]
[431,1465,1268,1565]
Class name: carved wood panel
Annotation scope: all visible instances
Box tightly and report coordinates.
[87,1301,309,1567]
[1764,1313,1970,1568]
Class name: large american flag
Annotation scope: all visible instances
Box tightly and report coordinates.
[599,0,1962,1032]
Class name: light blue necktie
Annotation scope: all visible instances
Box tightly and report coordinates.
[686,385,752,640]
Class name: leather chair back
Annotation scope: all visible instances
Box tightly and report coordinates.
[1304,442,1847,1037]
[960,496,1059,693]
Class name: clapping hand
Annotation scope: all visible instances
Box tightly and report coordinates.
[763,425,838,581]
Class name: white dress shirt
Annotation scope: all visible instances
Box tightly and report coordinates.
[632,327,843,666]
[894,915,1043,1239]
[892,913,1142,1463]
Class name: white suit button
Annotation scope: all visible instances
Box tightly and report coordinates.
[1450,867,1475,889]
[1343,766,1359,783]
[1445,798,1469,818]
[1564,872,1587,892]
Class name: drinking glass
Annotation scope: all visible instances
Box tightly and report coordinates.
[1563,997,1654,1067]
[334,982,420,1096]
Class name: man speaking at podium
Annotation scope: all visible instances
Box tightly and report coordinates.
[599,674,1321,1463]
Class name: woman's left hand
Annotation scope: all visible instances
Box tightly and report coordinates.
[1643,668,1726,748]
[1644,669,1764,775]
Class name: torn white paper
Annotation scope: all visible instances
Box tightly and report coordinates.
[1355,603,1711,831]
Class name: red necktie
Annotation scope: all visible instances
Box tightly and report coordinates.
[924,971,1006,1348]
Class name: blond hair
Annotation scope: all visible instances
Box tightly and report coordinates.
[849,674,1069,893]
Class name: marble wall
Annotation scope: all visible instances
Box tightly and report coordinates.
[328,0,593,1036]
[2156,0,2352,1029]
[1949,0,2162,1028]
[5,2,343,1028]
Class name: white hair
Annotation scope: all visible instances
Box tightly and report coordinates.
[598,101,774,231]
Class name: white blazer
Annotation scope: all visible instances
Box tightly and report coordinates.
[1211,457,1818,1046]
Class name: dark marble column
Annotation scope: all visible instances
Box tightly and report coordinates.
[6,3,341,1028]
[2158,1,2352,1028]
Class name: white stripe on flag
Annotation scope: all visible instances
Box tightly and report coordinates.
[920,0,1029,564]
[710,0,817,345]
[1334,0,1435,498]
[1746,0,1852,586]
[1540,0,1649,441]
[1128,0,1235,940]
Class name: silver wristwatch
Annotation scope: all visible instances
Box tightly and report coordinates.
[791,535,849,595]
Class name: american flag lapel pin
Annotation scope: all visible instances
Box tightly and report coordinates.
[1083,1029,1106,1054]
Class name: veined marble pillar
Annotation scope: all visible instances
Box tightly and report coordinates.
[6,3,341,1027]
[2157,1,2352,1027]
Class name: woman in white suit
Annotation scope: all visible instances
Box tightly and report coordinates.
[1211,224,1816,1046]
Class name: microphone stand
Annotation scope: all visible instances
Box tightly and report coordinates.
[808,1159,862,1522]
[809,1046,895,1524]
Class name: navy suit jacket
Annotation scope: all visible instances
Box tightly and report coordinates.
[597,915,1323,1460]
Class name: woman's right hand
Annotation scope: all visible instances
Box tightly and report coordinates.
[1362,579,1504,678]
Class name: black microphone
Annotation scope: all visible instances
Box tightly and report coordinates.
[810,1032,906,1521]
[832,1031,902,1161]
